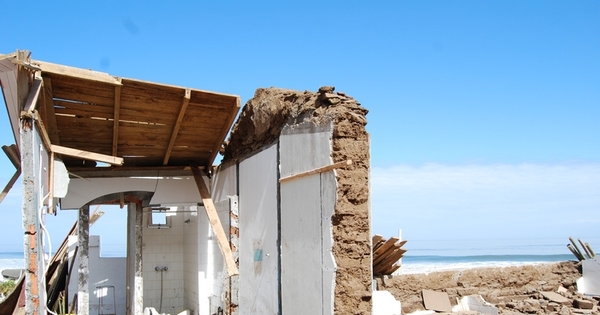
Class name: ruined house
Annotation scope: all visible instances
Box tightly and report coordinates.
[0,50,372,315]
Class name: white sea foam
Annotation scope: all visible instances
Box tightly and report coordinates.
[398,260,557,275]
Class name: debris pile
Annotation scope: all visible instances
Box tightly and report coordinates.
[372,235,407,276]
[377,261,600,314]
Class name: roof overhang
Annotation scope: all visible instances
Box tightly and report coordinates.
[0,51,240,177]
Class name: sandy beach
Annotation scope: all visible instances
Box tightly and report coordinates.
[377,261,599,314]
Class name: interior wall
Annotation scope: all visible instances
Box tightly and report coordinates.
[279,121,337,315]
[238,144,279,315]
[142,211,185,314]
[183,208,199,314]
[211,163,239,315]
[67,235,127,315]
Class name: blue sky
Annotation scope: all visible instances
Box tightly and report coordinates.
[0,1,599,254]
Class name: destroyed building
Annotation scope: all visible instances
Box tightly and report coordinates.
[0,50,377,315]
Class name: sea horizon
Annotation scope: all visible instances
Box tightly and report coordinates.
[2,236,594,276]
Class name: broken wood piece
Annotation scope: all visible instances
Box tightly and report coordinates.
[0,170,21,204]
[375,248,407,272]
[569,237,586,260]
[372,234,383,246]
[2,144,20,169]
[279,159,352,183]
[585,243,595,258]
[579,239,593,259]
[192,166,239,276]
[567,244,584,261]
[21,76,43,114]
[373,237,399,260]
[51,144,124,166]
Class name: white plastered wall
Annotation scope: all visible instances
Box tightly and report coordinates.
[238,144,279,315]
[279,121,336,315]
[67,235,127,315]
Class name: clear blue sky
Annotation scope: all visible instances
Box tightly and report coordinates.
[1,1,598,254]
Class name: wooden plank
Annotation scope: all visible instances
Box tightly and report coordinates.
[49,77,116,105]
[191,166,239,276]
[373,244,400,266]
[372,237,399,260]
[372,234,383,245]
[51,144,123,166]
[387,264,401,275]
[0,170,20,204]
[112,82,122,156]
[35,60,122,86]
[42,77,60,145]
[2,144,21,169]
[374,248,407,274]
[163,89,191,165]
[279,160,353,183]
[21,75,43,114]
[33,111,53,151]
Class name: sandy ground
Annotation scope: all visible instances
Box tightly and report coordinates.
[376,261,600,314]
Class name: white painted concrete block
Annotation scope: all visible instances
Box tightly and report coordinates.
[373,291,401,315]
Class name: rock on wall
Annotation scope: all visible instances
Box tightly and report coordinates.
[222,86,371,314]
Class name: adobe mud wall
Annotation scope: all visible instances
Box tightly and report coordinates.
[222,86,371,314]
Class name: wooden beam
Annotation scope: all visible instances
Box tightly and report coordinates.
[21,75,43,114]
[35,60,122,86]
[2,144,20,169]
[191,166,239,276]
[279,159,352,183]
[33,111,52,151]
[0,170,20,204]
[51,144,124,166]
[163,89,191,165]
[42,77,60,145]
[112,82,122,156]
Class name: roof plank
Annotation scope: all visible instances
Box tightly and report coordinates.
[163,89,191,165]
[35,61,122,86]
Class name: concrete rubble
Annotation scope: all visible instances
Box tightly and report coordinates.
[376,261,600,314]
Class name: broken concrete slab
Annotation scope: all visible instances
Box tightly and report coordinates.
[573,298,595,310]
[453,295,499,315]
[422,289,452,313]
[541,291,571,305]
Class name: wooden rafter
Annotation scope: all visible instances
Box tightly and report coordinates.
[21,74,43,114]
[42,77,60,145]
[35,60,122,86]
[112,80,122,156]
[51,144,124,166]
[163,89,191,165]
[191,166,239,276]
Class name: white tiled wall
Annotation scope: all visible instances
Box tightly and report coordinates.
[142,210,185,314]
[183,208,199,314]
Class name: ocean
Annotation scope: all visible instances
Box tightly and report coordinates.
[0,237,594,276]
[398,237,592,274]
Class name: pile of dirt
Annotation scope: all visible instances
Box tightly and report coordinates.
[377,261,600,314]
[222,86,371,314]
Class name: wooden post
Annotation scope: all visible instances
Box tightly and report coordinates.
[191,167,239,276]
